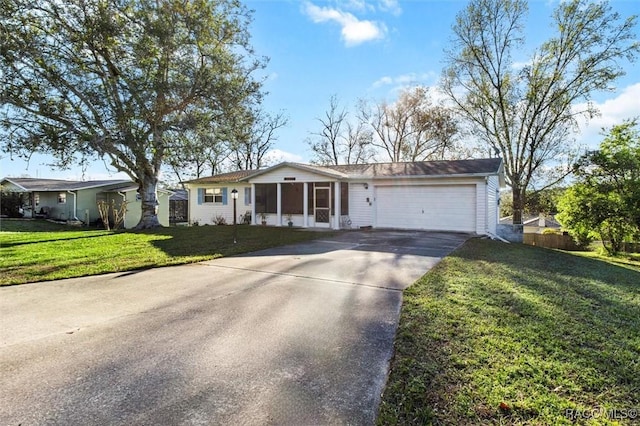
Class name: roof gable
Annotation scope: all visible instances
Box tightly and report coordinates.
[238,162,347,181]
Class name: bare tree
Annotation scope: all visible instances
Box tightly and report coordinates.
[308,95,374,166]
[442,0,639,224]
[230,109,288,170]
[165,122,231,185]
[359,86,460,162]
[344,119,375,165]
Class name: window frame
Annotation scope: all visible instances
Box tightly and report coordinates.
[203,188,223,204]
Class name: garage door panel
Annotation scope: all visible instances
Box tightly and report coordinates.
[375,185,476,232]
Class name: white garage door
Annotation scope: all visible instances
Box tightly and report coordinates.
[375,185,476,232]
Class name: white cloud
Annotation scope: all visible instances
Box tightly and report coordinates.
[336,0,401,15]
[511,60,532,70]
[371,72,437,89]
[263,149,305,165]
[574,83,640,148]
[377,0,402,16]
[339,0,369,12]
[303,2,387,47]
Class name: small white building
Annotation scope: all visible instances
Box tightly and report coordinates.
[184,158,505,235]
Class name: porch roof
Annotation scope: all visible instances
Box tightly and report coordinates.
[238,162,348,181]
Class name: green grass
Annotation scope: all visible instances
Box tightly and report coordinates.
[378,239,640,425]
[0,219,331,285]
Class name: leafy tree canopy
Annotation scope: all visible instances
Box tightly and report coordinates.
[0,0,265,228]
[557,120,640,252]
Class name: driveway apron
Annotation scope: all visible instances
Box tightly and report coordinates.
[0,230,469,425]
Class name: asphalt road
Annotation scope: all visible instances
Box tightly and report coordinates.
[0,230,469,425]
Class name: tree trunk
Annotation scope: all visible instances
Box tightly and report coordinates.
[512,186,525,225]
[135,172,162,229]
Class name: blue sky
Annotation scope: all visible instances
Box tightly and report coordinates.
[1,0,638,181]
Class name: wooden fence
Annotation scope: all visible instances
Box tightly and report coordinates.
[523,233,582,251]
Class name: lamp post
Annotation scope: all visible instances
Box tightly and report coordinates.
[231,188,238,244]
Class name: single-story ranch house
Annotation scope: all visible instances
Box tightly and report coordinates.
[0,177,172,228]
[184,158,505,235]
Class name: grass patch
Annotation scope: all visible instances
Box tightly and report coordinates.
[0,219,331,285]
[378,239,640,425]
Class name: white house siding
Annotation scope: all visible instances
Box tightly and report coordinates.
[486,175,499,235]
[347,182,374,228]
[38,192,72,220]
[187,184,252,225]
[118,191,170,229]
[249,166,338,184]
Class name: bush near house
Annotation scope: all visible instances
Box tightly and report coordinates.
[0,190,25,217]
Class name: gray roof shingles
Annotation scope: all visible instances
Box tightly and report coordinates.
[183,158,503,184]
[325,158,503,178]
[182,170,257,184]
[2,177,132,191]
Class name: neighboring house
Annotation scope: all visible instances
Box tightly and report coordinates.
[0,177,172,228]
[169,189,189,224]
[184,158,505,235]
[499,214,562,234]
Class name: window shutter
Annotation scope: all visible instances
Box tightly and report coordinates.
[222,187,228,205]
[197,188,203,205]
[244,187,251,205]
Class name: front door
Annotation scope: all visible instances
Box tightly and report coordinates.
[314,186,331,224]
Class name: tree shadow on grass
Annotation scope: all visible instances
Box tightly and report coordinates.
[379,239,640,425]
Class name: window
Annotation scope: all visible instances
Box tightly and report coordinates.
[255,184,277,214]
[244,187,251,205]
[204,188,223,204]
[282,183,303,214]
[58,192,66,204]
[34,193,40,206]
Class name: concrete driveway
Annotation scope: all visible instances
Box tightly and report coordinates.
[0,230,469,425]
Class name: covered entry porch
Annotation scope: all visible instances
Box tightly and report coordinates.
[249,181,349,229]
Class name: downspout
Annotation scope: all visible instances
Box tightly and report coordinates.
[487,232,510,243]
[66,190,79,221]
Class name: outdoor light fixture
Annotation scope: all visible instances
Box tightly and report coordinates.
[363,183,369,190]
[231,189,238,244]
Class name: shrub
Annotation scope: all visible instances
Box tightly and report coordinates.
[0,190,25,217]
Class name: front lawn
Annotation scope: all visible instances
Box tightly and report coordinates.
[378,239,640,425]
[0,219,330,285]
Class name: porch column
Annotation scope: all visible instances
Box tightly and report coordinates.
[251,183,256,225]
[333,181,341,230]
[303,182,309,228]
[276,183,282,227]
